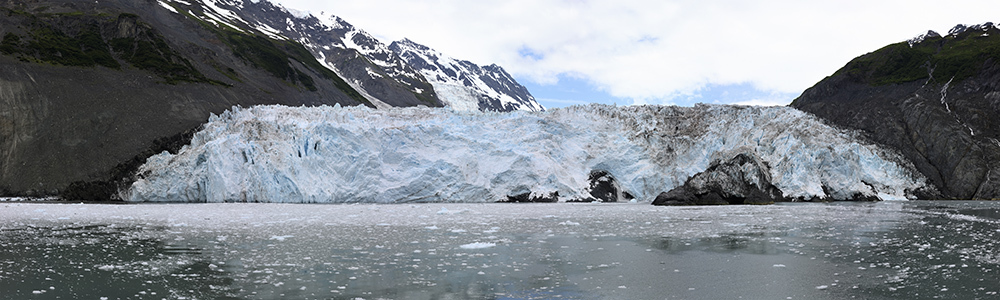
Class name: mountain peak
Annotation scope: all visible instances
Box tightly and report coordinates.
[390,38,434,53]
[945,22,996,37]
[907,30,941,47]
[948,24,970,36]
[907,22,997,47]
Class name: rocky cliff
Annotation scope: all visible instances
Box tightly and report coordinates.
[0,0,374,197]
[791,23,1000,199]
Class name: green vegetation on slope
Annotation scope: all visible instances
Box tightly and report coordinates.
[0,9,221,85]
[108,14,221,85]
[216,27,370,105]
[836,27,1000,86]
[220,29,318,91]
[0,14,120,68]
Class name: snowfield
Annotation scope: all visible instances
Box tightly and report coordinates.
[125,104,927,203]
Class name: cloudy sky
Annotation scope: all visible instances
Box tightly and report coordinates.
[273,0,1000,108]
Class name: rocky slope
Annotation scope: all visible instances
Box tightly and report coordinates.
[0,0,371,198]
[791,23,1000,200]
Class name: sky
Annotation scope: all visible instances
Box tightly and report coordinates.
[272,0,1000,108]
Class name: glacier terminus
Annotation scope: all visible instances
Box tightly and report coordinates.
[125,104,931,203]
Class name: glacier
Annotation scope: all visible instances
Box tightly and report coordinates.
[125,104,928,203]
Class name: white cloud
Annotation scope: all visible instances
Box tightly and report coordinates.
[274,0,1000,105]
[534,97,594,107]
[732,98,792,107]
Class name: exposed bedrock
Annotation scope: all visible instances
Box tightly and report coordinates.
[790,23,1000,199]
[652,153,783,206]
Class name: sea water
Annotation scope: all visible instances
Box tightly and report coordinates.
[1,201,998,299]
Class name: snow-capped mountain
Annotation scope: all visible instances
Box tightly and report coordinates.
[390,39,545,112]
[155,0,544,111]
[125,104,928,203]
[907,22,995,47]
[227,0,439,108]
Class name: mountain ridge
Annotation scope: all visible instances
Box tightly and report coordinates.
[166,0,544,112]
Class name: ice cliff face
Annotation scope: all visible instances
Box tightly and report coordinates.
[390,39,545,112]
[125,104,928,203]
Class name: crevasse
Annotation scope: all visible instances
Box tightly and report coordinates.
[125,104,927,203]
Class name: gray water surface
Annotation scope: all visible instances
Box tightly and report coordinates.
[1,201,999,299]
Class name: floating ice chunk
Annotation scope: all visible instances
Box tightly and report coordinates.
[459,242,496,249]
[269,235,294,241]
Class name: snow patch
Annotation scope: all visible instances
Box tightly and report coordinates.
[459,242,496,249]
[251,22,286,40]
[158,0,179,13]
[283,7,311,19]
[316,51,390,109]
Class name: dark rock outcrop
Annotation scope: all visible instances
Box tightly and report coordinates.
[562,170,636,203]
[585,170,633,202]
[652,153,784,205]
[790,23,1000,200]
[501,191,558,203]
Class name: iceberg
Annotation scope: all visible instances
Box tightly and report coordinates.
[125,104,928,203]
